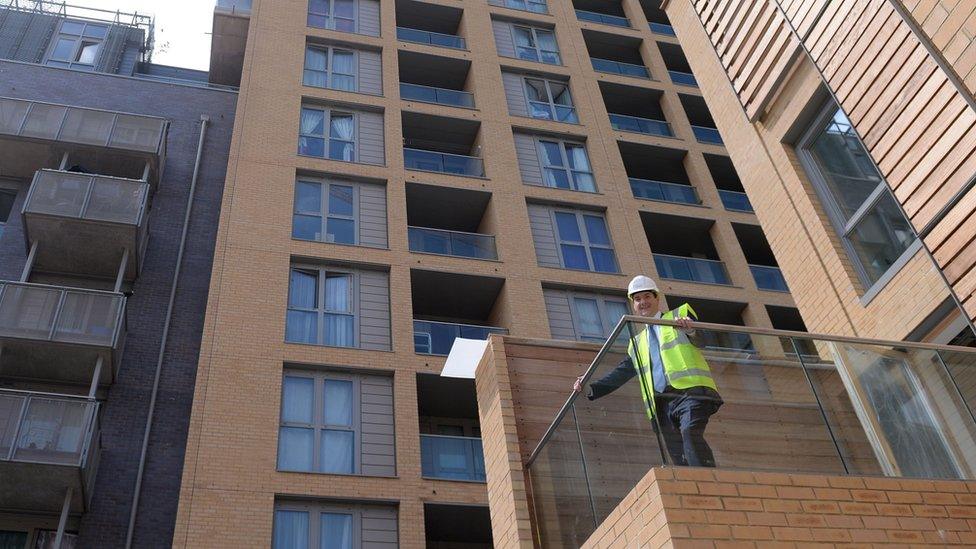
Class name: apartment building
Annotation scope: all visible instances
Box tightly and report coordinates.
[0,1,236,547]
[173,0,811,547]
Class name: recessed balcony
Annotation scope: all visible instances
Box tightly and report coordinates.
[574,0,629,28]
[584,30,649,79]
[406,183,496,260]
[620,142,700,206]
[680,94,723,145]
[0,97,166,188]
[642,212,731,285]
[601,82,672,138]
[396,0,466,49]
[22,169,149,281]
[402,112,485,177]
[417,374,487,482]
[658,42,697,87]
[734,223,789,292]
[411,269,505,356]
[399,51,474,109]
[705,154,753,212]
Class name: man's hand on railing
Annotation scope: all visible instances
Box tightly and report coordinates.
[675,316,694,331]
[573,375,584,393]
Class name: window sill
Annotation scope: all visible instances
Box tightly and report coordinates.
[658,277,739,288]
[524,182,602,195]
[502,54,564,68]
[291,236,390,251]
[541,265,625,276]
[421,476,487,484]
[284,340,395,353]
[858,238,924,307]
[514,114,581,126]
[301,83,384,98]
[297,152,386,168]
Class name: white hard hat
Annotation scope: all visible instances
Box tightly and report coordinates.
[627,275,659,297]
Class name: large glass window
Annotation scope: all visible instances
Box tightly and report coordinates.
[308,0,356,32]
[286,267,355,347]
[798,106,916,289]
[299,107,356,162]
[503,0,547,13]
[278,371,357,474]
[512,26,560,64]
[273,502,395,549]
[524,78,577,123]
[293,180,357,245]
[304,46,357,91]
[537,140,595,192]
[46,20,107,71]
[553,210,618,273]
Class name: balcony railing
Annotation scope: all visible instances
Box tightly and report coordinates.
[590,58,649,79]
[649,21,676,35]
[750,264,789,292]
[653,253,730,285]
[0,389,100,514]
[396,27,466,49]
[420,434,486,482]
[718,189,754,212]
[668,70,698,86]
[527,317,976,547]
[25,169,148,225]
[414,319,507,356]
[629,177,698,205]
[692,125,724,144]
[408,226,497,260]
[216,0,252,15]
[575,9,629,27]
[609,113,673,137]
[404,148,485,177]
[400,83,474,108]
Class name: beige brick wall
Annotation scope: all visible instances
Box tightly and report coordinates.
[904,0,976,94]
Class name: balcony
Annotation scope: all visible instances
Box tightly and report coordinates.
[575,9,629,27]
[648,22,675,35]
[668,70,697,86]
[629,178,698,205]
[734,223,787,292]
[692,125,724,144]
[403,112,485,177]
[609,114,672,137]
[400,83,474,108]
[22,169,149,281]
[584,30,649,79]
[0,97,166,187]
[641,0,675,35]
[705,154,752,211]
[407,183,496,260]
[719,189,753,211]
[396,0,465,49]
[680,93,723,145]
[396,27,465,49]
[408,227,496,260]
[653,253,730,285]
[750,265,789,291]
[420,434,486,481]
[659,42,696,87]
[399,50,474,108]
[0,389,99,516]
[425,504,493,547]
[414,320,507,355]
[215,0,251,14]
[0,282,125,385]
[590,58,649,78]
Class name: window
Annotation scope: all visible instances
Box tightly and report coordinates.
[308,0,356,32]
[273,501,397,549]
[537,140,595,192]
[0,188,16,240]
[797,105,916,289]
[572,294,629,342]
[293,180,357,245]
[46,20,107,70]
[304,46,357,91]
[512,26,560,64]
[279,371,358,474]
[503,0,547,13]
[553,210,618,272]
[524,78,577,123]
[299,107,356,162]
[286,267,356,347]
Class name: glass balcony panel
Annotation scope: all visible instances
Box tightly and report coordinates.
[408,227,497,260]
[399,83,474,108]
[404,148,484,177]
[12,397,89,465]
[718,189,753,212]
[0,393,25,458]
[84,177,147,224]
[575,9,628,26]
[692,125,724,145]
[396,27,465,49]
[629,178,698,205]
[0,98,30,134]
[54,291,123,346]
[649,21,676,35]
[26,172,90,218]
[590,58,649,78]
[653,254,730,285]
[420,434,486,481]
[750,265,789,292]
[0,285,61,340]
[609,114,673,137]
[21,104,67,140]
[109,114,164,152]
[59,109,114,146]
[413,319,507,355]
[668,70,698,86]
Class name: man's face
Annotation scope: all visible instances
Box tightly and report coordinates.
[630,290,659,317]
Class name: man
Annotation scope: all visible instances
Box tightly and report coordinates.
[573,275,723,467]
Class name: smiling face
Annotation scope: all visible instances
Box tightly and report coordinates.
[630,290,660,318]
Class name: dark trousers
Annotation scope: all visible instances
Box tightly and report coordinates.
[654,387,722,467]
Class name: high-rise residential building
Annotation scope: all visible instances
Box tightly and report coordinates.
[172,0,807,546]
[0,1,236,547]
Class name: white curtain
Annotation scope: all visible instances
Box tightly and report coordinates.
[536,30,556,52]
[605,301,630,332]
[329,115,354,141]
[282,376,313,423]
[289,270,318,309]
[513,27,533,48]
[273,510,309,549]
[304,48,328,88]
[320,429,354,473]
[287,270,318,343]
[321,513,353,549]
[300,108,324,136]
[574,299,602,337]
[566,145,590,171]
[324,380,353,426]
[332,51,354,75]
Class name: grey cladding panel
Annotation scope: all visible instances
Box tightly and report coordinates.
[7,13,58,63]
[358,269,391,351]
[492,20,516,58]
[543,289,576,340]
[514,133,542,186]
[359,375,395,476]
[358,182,387,249]
[502,72,528,117]
[358,0,381,37]
[362,505,398,547]
[527,204,560,267]
[358,50,383,95]
[357,111,385,166]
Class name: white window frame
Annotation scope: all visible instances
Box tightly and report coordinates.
[536,139,595,192]
[273,501,365,549]
[303,45,359,92]
[511,25,560,65]
[278,369,362,475]
[286,265,360,348]
[307,0,358,33]
[550,209,618,273]
[569,292,629,342]
[298,106,358,163]
[796,101,918,294]
[292,178,360,245]
[45,20,108,71]
[522,77,577,123]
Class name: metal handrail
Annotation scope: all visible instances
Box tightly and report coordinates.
[575,9,629,26]
[525,316,976,466]
[653,252,723,264]
[399,82,474,107]
[395,26,466,49]
[413,318,507,332]
[407,225,492,238]
[0,280,126,348]
[420,433,483,441]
